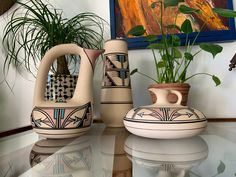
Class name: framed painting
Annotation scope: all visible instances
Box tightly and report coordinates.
[0,0,16,15]
[110,0,236,49]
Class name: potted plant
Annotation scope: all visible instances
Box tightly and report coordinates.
[127,0,236,105]
[2,0,105,100]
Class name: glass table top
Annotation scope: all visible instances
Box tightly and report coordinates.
[0,123,236,177]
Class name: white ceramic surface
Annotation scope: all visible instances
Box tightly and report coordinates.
[124,89,207,139]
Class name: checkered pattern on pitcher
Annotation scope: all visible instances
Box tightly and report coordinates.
[45,75,78,102]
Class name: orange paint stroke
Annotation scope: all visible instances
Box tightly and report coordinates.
[185,0,228,30]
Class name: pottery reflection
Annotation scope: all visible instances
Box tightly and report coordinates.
[101,127,132,177]
[30,137,92,177]
[124,135,208,177]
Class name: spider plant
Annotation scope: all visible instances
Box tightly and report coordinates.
[2,0,105,77]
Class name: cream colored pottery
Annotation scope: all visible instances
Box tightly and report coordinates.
[101,39,133,127]
[124,135,208,177]
[148,83,191,106]
[124,88,207,139]
[31,44,104,139]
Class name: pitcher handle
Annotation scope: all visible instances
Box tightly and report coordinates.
[33,44,104,106]
[148,88,183,106]
[170,90,182,105]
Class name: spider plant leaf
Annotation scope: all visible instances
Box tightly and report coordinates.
[212,75,221,86]
[164,0,180,8]
[130,68,138,75]
[166,24,181,32]
[167,35,181,47]
[145,35,157,42]
[184,52,193,60]
[217,161,225,173]
[213,8,236,17]
[179,71,187,81]
[147,43,165,49]
[157,61,165,68]
[127,25,146,36]
[199,43,223,58]
[173,48,182,58]
[179,5,200,14]
[181,19,192,34]
[151,2,158,9]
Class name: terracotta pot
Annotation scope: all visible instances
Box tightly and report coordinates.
[148,83,190,106]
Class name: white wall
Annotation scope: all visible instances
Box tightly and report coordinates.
[1,0,236,132]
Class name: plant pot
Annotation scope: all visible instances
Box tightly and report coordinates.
[45,74,78,102]
[148,83,190,106]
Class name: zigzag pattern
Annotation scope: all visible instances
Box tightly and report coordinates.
[103,54,131,87]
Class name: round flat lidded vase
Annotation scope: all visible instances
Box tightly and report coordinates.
[124,88,207,139]
[101,39,133,127]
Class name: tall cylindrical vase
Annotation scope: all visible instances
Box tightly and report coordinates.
[100,39,133,127]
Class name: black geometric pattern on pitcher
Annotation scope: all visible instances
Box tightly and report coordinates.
[44,75,78,102]
[103,54,131,87]
[133,107,200,121]
[31,102,92,129]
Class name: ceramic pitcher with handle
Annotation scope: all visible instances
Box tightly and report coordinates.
[31,44,104,139]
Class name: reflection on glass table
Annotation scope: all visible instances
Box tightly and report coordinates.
[125,135,208,177]
[0,123,236,177]
[30,137,92,176]
[101,128,131,177]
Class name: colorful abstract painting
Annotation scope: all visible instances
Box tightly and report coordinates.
[110,0,236,49]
